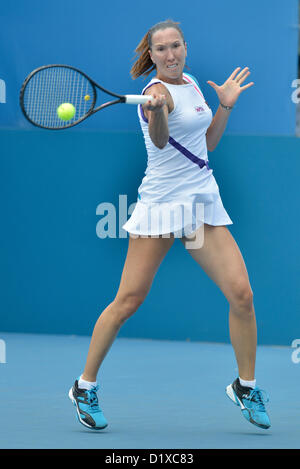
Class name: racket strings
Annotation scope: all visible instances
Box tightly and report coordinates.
[22,67,95,128]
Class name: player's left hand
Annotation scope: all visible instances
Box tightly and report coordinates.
[206,67,254,108]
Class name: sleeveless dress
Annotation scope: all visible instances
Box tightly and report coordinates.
[122,73,233,237]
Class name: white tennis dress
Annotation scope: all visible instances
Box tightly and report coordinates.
[122,73,233,237]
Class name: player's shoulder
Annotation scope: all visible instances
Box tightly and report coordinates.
[143,81,169,95]
[141,79,173,117]
[183,72,208,104]
[183,72,201,87]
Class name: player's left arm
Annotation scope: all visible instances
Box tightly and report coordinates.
[205,106,232,153]
[205,67,254,152]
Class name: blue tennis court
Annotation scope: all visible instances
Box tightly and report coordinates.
[1,332,299,449]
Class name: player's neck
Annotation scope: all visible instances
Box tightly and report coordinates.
[155,72,186,85]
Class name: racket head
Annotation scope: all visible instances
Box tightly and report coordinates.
[20,64,98,129]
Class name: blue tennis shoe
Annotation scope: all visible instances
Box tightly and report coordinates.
[69,378,108,430]
[226,378,271,429]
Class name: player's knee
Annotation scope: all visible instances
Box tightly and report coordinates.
[113,293,146,324]
[229,279,254,315]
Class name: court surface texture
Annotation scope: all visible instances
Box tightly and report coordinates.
[0,332,299,449]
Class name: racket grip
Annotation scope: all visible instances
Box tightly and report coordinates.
[125,95,154,105]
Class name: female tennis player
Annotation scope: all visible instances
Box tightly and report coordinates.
[69,19,270,430]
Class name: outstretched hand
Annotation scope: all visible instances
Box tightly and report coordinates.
[207,67,254,108]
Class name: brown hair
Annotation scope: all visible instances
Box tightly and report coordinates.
[130,19,185,80]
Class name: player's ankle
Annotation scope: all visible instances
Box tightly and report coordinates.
[80,373,97,384]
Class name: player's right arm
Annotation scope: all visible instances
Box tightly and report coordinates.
[142,83,173,149]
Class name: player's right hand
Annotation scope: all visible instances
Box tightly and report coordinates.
[144,93,167,113]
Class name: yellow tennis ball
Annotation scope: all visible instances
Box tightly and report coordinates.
[84,94,90,101]
[57,103,76,121]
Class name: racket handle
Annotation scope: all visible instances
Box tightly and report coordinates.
[124,95,154,105]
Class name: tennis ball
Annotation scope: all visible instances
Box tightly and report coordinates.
[57,103,76,121]
[84,94,90,101]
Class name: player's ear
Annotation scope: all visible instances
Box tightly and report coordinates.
[148,49,155,64]
[184,41,187,57]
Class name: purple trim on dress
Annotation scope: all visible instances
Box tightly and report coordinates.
[139,104,148,123]
[168,136,210,170]
[142,80,161,93]
[139,80,162,123]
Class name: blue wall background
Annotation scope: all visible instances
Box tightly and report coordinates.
[0,1,299,345]
[1,131,299,346]
[0,0,298,134]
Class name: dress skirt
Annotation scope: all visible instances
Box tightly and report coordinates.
[122,171,233,237]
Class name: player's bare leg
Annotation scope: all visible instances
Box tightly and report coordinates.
[82,234,175,381]
[180,224,256,380]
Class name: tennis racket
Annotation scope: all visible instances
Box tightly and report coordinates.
[19,64,154,130]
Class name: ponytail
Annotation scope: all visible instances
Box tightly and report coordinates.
[130,32,155,80]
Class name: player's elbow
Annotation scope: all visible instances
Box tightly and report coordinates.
[154,139,168,149]
[150,133,169,149]
[206,135,216,152]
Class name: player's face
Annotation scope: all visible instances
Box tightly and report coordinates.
[149,28,187,84]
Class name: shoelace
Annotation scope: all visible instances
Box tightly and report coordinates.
[248,387,269,411]
[87,385,100,411]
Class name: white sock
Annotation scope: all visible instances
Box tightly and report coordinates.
[78,375,98,390]
[239,377,256,389]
